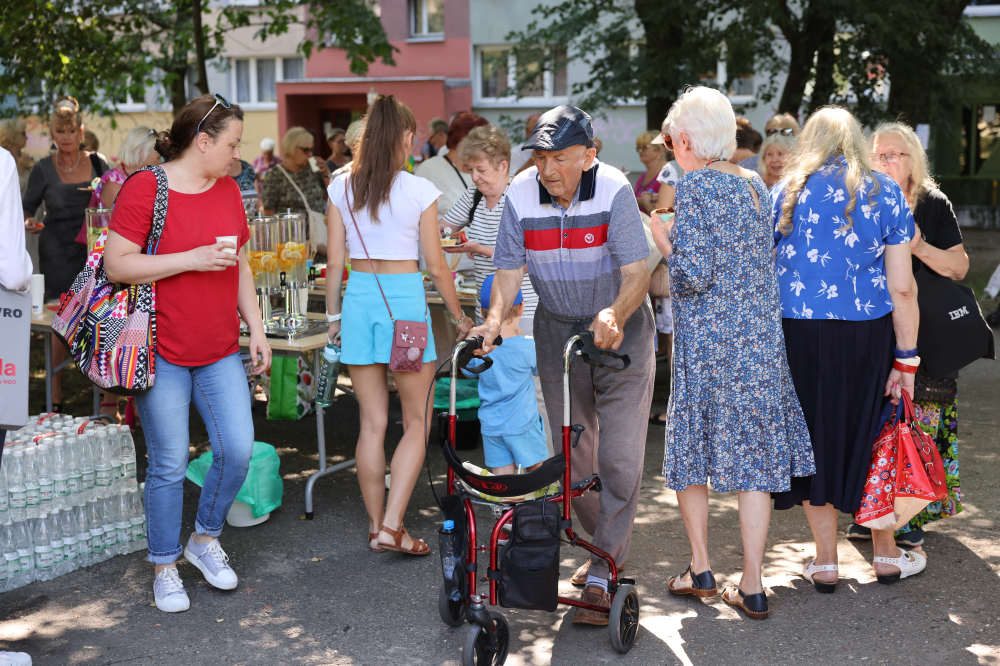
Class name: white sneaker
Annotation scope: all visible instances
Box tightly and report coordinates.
[184,536,238,590]
[153,567,191,613]
[0,652,32,666]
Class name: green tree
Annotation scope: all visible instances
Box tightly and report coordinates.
[505,0,729,129]
[0,0,395,118]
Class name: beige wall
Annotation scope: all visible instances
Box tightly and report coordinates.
[22,110,278,166]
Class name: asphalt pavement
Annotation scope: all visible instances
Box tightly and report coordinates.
[2,346,998,665]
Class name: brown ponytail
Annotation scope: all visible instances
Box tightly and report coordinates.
[155,94,244,161]
[349,94,418,224]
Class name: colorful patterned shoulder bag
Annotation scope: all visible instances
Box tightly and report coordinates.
[52,165,168,394]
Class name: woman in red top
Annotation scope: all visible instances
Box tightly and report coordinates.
[104,94,271,613]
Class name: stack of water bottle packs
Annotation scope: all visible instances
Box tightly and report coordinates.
[1,414,147,592]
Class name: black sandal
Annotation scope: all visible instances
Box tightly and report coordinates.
[722,587,768,620]
[648,413,667,425]
[668,565,717,598]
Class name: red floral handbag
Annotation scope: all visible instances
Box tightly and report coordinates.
[855,392,947,531]
[346,201,428,372]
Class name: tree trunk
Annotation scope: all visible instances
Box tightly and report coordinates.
[169,67,188,116]
[776,1,837,117]
[646,96,674,132]
[777,35,811,115]
[634,0,679,129]
[191,0,209,96]
[805,21,837,114]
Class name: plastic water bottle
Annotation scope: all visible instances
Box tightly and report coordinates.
[114,494,132,555]
[65,436,83,506]
[94,431,113,498]
[36,443,55,514]
[48,510,65,576]
[33,512,55,581]
[14,518,34,586]
[129,492,147,553]
[73,504,92,567]
[0,452,9,525]
[78,434,96,501]
[100,497,117,556]
[439,519,460,600]
[0,522,17,592]
[316,341,342,408]
[105,427,123,484]
[59,509,80,573]
[119,426,137,486]
[24,448,41,519]
[86,499,106,563]
[7,450,27,522]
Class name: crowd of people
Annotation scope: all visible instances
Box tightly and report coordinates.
[0,81,974,642]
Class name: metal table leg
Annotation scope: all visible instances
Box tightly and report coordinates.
[303,346,357,519]
[44,332,53,413]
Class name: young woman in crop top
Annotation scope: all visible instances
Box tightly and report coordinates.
[325,95,472,556]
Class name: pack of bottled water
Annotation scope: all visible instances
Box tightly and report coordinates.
[1,413,147,591]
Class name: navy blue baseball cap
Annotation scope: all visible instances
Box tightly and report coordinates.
[522,105,595,152]
[480,273,523,311]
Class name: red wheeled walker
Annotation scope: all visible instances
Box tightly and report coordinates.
[437,332,640,665]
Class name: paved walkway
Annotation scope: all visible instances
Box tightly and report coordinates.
[2,353,998,665]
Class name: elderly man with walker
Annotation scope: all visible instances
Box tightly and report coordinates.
[470,106,655,625]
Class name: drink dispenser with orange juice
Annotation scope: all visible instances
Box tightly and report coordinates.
[275,212,307,320]
[247,215,278,329]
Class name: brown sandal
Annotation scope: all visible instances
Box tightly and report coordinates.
[369,533,387,553]
[378,524,430,556]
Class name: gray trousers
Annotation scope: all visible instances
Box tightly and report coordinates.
[533,300,656,579]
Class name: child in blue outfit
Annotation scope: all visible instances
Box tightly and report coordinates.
[464,274,548,475]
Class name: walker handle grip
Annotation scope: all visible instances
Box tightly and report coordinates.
[576,331,631,373]
[456,335,503,374]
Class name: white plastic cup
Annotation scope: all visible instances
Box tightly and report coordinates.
[215,236,239,255]
[308,156,320,173]
[30,274,45,316]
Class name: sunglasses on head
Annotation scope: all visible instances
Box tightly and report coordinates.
[766,128,794,137]
[195,93,231,138]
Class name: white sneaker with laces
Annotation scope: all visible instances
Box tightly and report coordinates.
[184,536,238,590]
[0,651,32,666]
[153,566,191,613]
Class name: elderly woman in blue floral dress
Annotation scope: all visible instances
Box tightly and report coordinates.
[648,87,814,621]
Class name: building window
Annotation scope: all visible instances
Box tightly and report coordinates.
[257,59,276,102]
[231,57,299,107]
[477,47,569,103]
[411,0,444,37]
[282,57,304,81]
[481,49,510,99]
[235,60,251,103]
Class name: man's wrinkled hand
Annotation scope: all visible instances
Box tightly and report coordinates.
[589,308,623,350]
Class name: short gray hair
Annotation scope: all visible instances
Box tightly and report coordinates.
[457,124,511,171]
[118,125,157,168]
[663,86,737,161]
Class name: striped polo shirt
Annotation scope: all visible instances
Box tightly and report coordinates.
[493,160,649,319]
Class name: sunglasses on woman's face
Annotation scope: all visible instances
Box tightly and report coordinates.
[659,133,674,151]
[298,146,314,154]
[766,128,794,136]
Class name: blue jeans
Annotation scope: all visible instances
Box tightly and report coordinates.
[136,352,253,564]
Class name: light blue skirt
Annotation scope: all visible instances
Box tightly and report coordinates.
[340,271,436,366]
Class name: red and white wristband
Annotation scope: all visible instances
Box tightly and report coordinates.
[892,357,920,374]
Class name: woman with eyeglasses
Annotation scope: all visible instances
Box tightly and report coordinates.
[634,130,670,214]
[764,113,800,138]
[103,93,272,613]
[841,122,969,549]
[261,126,331,251]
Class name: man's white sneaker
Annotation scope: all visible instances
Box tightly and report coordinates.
[184,535,238,590]
[153,567,190,613]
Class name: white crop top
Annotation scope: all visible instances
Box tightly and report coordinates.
[328,172,442,261]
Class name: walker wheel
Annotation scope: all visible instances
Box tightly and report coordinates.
[462,611,509,666]
[439,582,468,627]
[608,584,640,653]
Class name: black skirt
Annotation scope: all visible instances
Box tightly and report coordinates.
[772,314,894,514]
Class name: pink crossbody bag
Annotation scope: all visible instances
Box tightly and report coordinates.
[346,198,429,372]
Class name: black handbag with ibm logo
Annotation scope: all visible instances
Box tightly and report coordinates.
[913,264,995,379]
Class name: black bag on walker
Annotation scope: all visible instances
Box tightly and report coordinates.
[498,500,561,611]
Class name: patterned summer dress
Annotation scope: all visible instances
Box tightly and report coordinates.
[663,168,815,492]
